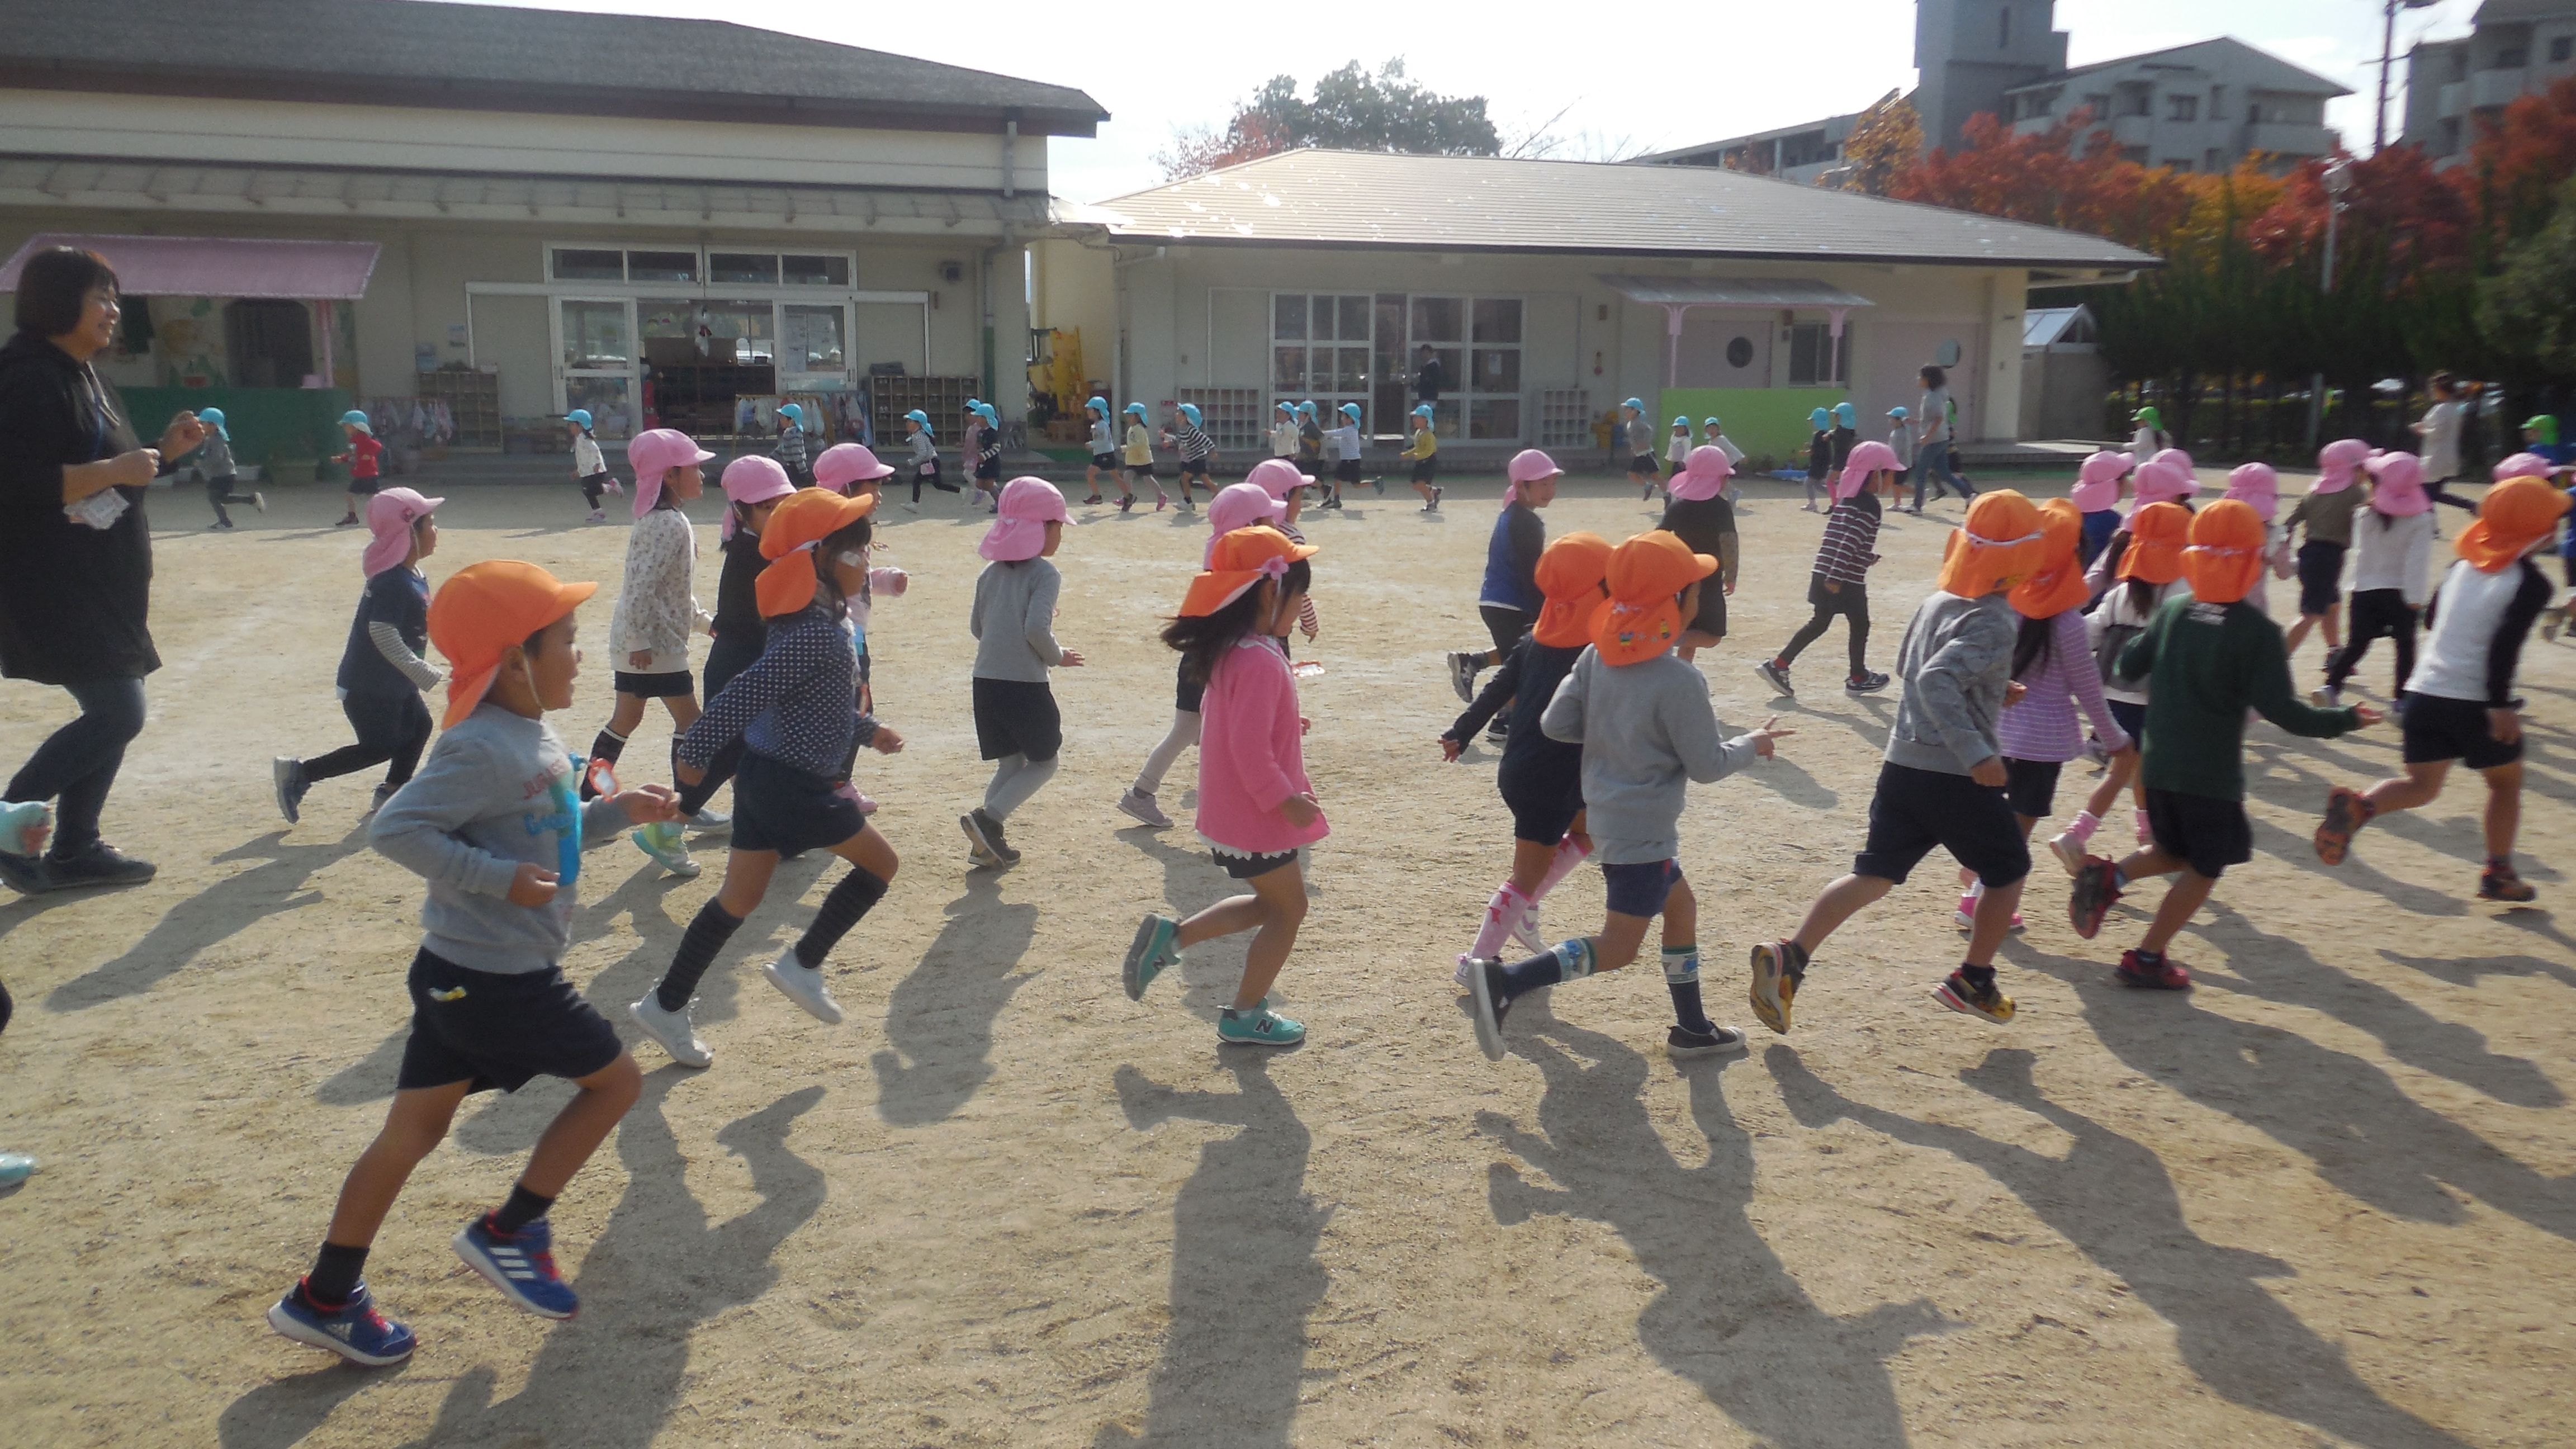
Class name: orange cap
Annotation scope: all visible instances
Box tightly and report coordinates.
[755,487,878,617]
[2008,498,2091,619]
[2181,499,2267,605]
[1532,532,1614,647]
[429,561,598,727]
[1180,525,1318,617]
[2115,501,2191,586]
[2456,475,2573,573]
[1594,530,1717,665]
[1934,489,2046,598]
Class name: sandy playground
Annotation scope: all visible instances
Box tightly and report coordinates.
[2,464,2573,1448]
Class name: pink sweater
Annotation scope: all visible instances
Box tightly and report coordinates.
[1194,636,1329,856]
[1997,607,2131,764]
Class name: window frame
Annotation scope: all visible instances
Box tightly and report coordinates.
[1267,290,1528,441]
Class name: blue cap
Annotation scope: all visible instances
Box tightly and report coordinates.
[1276,400,1295,414]
[339,409,371,428]
[1124,402,1147,418]
[563,409,592,429]
[1622,397,1645,413]
[1888,405,1909,420]
[1810,408,1832,429]
[778,403,804,426]
[1702,416,1721,429]
[974,402,999,425]
[904,409,930,427]
[1413,404,1434,420]
[964,397,983,411]
[1833,401,1857,427]
[1179,402,1202,427]
[1339,402,1362,420]
[197,406,228,439]
[1297,401,1318,416]
[1672,415,1689,428]
[1088,396,1110,416]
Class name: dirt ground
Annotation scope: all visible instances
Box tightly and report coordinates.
[3,463,2573,1448]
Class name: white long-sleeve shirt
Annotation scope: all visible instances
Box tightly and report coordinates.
[571,433,605,477]
[1271,419,1301,457]
[609,507,709,670]
[2348,508,2436,606]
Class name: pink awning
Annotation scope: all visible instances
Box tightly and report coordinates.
[0,234,380,300]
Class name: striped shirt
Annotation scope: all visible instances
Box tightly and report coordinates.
[1811,493,1883,586]
[774,424,809,470]
[1171,422,1214,462]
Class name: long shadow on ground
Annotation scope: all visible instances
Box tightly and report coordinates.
[49,826,371,1011]
[870,873,1039,1125]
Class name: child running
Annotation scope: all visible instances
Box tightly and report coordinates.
[1122,401,1169,512]
[2067,501,2378,986]
[1121,524,1324,1046]
[2086,454,2198,594]
[1439,531,1613,977]
[659,455,796,846]
[1755,442,1894,697]
[263,560,679,1365]
[331,408,383,528]
[583,430,716,871]
[273,488,446,826]
[2312,474,2565,902]
[634,488,907,1063]
[773,402,813,488]
[1802,407,1833,512]
[971,401,1005,512]
[2054,501,2190,858]
[1164,402,1215,510]
[2318,451,2433,707]
[964,479,1083,866]
[1749,491,2048,1033]
[1659,445,1739,661]
[901,408,956,513]
[566,408,611,523]
[1446,449,1557,720]
[1325,403,1365,510]
[1464,530,1789,1061]
[1270,400,1301,465]
[1403,403,1443,512]
[1084,396,1128,508]
[2071,449,2133,566]
[187,406,262,529]
[1664,415,1693,491]
[2220,462,2291,617]
[2283,439,2369,657]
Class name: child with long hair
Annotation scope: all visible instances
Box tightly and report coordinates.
[632,489,908,1063]
[1756,443,1893,698]
[2318,451,2434,707]
[2313,475,2566,902]
[964,479,1083,866]
[1464,530,1789,1062]
[2049,501,2190,862]
[584,429,717,870]
[1121,524,1324,1046]
[654,455,795,855]
[2085,454,2198,596]
[1439,531,1612,978]
[274,488,446,826]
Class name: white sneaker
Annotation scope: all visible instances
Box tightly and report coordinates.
[1509,901,1546,955]
[903,500,919,513]
[250,492,267,513]
[586,509,607,523]
[1116,788,1173,828]
[686,807,731,832]
[627,996,712,1068]
[2047,831,2088,875]
[1454,953,1477,988]
[763,949,844,1025]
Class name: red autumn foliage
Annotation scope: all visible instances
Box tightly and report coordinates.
[1887,110,2198,254]
[2247,146,2474,277]
[2462,74,2576,250]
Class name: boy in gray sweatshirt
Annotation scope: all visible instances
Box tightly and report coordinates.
[1466,532,1786,1063]
[265,561,680,1368]
[1752,491,2049,1033]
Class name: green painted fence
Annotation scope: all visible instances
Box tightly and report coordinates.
[1655,387,1849,468]
[119,386,356,476]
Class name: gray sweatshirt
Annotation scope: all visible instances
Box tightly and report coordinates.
[370,704,637,975]
[1540,646,1764,864]
[1883,590,2015,776]
[970,557,1064,682]
[194,430,236,478]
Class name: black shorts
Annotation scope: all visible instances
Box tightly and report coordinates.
[1628,453,1658,475]
[1216,848,1300,881]
[2400,692,2522,770]
[1411,457,1438,483]
[1687,588,1727,641]
[1853,761,2031,888]
[396,949,623,1095]
[1499,761,1583,846]
[1603,859,1681,917]
[2002,757,2063,818]
[732,751,865,856]
[2143,787,2253,879]
[975,457,1002,481]
[1334,458,1362,484]
[2108,698,2147,745]
[1091,451,1117,469]
[973,676,1062,763]
[1181,457,1212,480]
[347,475,381,496]
[2296,540,2346,616]
[614,669,694,699]
[1174,658,1205,714]
[1480,604,1531,655]
[1129,460,1158,478]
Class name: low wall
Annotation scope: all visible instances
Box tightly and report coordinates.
[1655,387,1849,467]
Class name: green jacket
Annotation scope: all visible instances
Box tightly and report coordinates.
[2118,594,2362,800]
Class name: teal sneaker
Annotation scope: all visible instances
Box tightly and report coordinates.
[1218,1005,1305,1046]
[1123,914,1180,1001]
[0,1152,35,1187]
[631,820,699,878]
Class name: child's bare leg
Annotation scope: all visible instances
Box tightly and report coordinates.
[1230,862,1310,1008]
[1789,874,1893,954]
[2139,871,2217,955]
[2285,614,2318,654]
[1178,893,1265,949]
[2083,747,2141,820]
[2481,761,2523,860]
[518,1054,642,1199]
[660,693,701,733]
[1505,836,1558,897]
[1588,910,1655,972]
[2323,601,2344,651]
[322,1081,473,1248]
[605,692,648,737]
[713,847,781,917]
[1964,877,2024,965]
[2361,760,2450,817]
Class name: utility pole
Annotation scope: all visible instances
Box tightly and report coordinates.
[2307,160,2355,451]
[2378,0,2441,154]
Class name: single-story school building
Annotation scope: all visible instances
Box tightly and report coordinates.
[0,0,1104,466]
[1035,150,2160,466]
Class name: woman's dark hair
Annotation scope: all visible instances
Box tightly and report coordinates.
[2011,614,2053,680]
[810,515,876,613]
[15,247,118,337]
[1919,364,1947,389]
[1161,558,1313,686]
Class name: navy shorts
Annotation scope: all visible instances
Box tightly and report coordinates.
[1092,452,1117,469]
[975,457,1002,481]
[1181,457,1212,480]
[1854,762,2031,888]
[2002,757,2062,818]
[1629,453,1659,475]
[1498,759,1583,846]
[396,949,623,1095]
[1216,849,1301,880]
[733,751,864,857]
[973,676,1062,763]
[2400,692,2522,770]
[1602,859,1682,918]
[2108,698,2147,745]
[1411,457,1438,483]
[613,669,694,699]
[2296,541,2346,616]
[1175,658,1205,714]
[1334,459,1362,484]
[2144,787,2252,879]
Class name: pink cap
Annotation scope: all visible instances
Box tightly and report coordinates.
[628,429,713,518]
[814,443,894,493]
[2223,462,2280,523]
[718,455,794,539]
[2071,450,2134,513]
[2494,451,2555,482]
[978,477,1071,561]
[2151,447,2196,477]
[2314,438,2371,494]
[1668,445,1735,502]
[1506,448,1561,498]
[1244,457,1313,500]
[2129,457,2198,511]
[1205,482,1287,564]
[2364,451,2430,517]
[361,487,442,577]
[1835,441,1897,500]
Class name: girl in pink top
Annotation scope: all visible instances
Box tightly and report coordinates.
[1121,525,1323,1048]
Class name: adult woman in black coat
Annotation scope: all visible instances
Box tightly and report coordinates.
[0,247,202,892]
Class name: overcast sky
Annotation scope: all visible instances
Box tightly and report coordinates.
[457,0,2481,201]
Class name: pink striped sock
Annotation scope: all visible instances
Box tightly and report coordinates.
[1467,883,1533,961]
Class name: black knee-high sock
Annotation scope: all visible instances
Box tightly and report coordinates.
[794,867,887,968]
[655,898,745,1012]
[582,727,628,799]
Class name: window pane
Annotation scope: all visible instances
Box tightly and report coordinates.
[1274,294,1307,340]
[1471,348,1521,393]
[1470,398,1520,440]
[1472,298,1522,344]
[698,300,774,363]
[552,248,624,282]
[783,305,845,372]
[1338,295,1372,343]
[560,301,629,370]
[564,376,635,441]
[627,250,699,283]
[1432,398,1462,439]
[711,252,779,285]
[1310,296,1336,341]
[783,254,849,286]
[1412,296,1463,343]
[1788,325,1820,386]
[1272,345,1306,390]
[1337,346,1369,392]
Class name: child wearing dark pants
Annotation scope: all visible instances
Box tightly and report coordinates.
[635,490,906,1067]
[275,489,444,824]
[1759,442,1895,697]
[1466,531,1787,1063]
[185,408,262,528]
[2319,453,2435,704]
[2068,502,2374,988]
[264,561,679,1366]
[1753,491,2049,1033]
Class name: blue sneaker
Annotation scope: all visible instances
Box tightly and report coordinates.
[452,1215,578,1320]
[1123,913,1180,1001]
[266,1280,417,1366]
[1217,1004,1305,1046]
